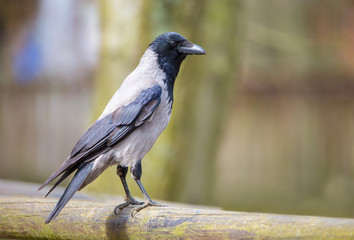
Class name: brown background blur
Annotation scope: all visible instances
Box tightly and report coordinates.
[1,0,353,218]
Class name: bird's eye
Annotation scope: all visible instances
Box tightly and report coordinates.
[169,40,177,47]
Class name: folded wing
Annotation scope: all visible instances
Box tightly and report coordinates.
[39,84,162,194]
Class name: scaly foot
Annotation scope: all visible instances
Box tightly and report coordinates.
[114,197,144,215]
[131,200,166,217]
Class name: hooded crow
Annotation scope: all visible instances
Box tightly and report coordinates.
[39,32,206,224]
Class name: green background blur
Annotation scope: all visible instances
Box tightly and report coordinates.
[1,0,354,218]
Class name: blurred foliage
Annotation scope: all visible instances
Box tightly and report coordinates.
[1,0,354,218]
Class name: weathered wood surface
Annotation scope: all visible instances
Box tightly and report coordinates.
[1,196,354,239]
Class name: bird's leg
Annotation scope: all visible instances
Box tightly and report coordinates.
[130,160,166,217]
[114,165,143,215]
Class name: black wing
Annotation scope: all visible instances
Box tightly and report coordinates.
[39,84,162,192]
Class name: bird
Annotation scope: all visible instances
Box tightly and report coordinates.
[38,32,206,224]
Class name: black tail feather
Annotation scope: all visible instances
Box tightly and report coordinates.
[45,163,93,224]
[45,167,76,198]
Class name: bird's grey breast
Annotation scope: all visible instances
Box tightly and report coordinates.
[103,85,170,168]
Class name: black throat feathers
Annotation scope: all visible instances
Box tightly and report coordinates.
[157,54,186,104]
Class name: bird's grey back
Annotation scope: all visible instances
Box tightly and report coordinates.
[100,48,167,119]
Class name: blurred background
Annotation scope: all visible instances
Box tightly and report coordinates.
[1,0,354,218]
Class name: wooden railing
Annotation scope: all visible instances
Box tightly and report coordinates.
[1,195,354,239]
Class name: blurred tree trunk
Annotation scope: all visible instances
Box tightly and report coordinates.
[161,0,244,204]
[93,0,142,117]
[88,0,143,195]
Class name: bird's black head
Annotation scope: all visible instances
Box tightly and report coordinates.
[148,32,205,103]
[149,32,206,79]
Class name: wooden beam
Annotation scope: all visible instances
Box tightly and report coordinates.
[0,196,354,239]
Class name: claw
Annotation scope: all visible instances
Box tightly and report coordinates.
[131,200,166,217]
[114,197,144,215]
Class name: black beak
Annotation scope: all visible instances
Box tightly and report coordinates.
[178,41,206,55]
